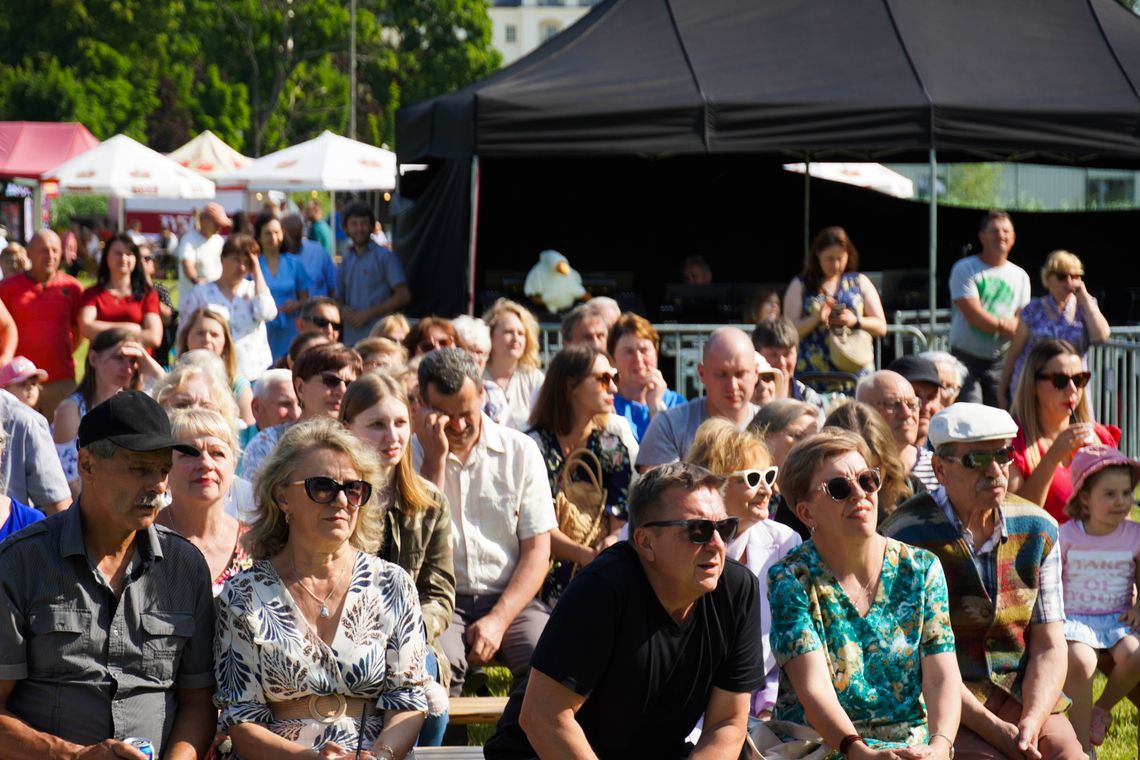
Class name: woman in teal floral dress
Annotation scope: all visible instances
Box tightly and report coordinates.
[783,227,887,385]
[767,429,961,760]
[527,344,636,605]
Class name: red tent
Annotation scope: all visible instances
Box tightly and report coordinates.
[0,122,99,179]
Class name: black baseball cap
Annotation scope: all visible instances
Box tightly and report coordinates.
[888,355,942,388]
[78,390,200,455]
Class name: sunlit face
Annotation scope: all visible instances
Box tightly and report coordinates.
[106,240,136,277]
[259,219,283,254]
[796,450,878,541]
[423,377,484,454]
[415,327,456,357]
[466,342,491,374]
[912,380,942,443]
[1034,352,1084,418]
[933,440,1011,516]
[636,486,727,598]
[612,334,657,386]
[1047,269,1082,303]
[817,245,848,280]
[80,447,172,534]
[170,433,235,507]
[5,376,40,408]
[163,379,222,415]
[221,249,253,281]
[348,395,410,469]
[92,340,139,390]
[491,312,527,364]
[766,413,819,468]
[759,346,796,389]
[722,456,774,523]
[753,374,778,406]
[698,342,758,419]
[298,365,357,418]
[571,317,608,352]
[346,215,372,246]
[979,217,1016,257]
[277,447,363,552]
[863,377,919,449]
[253,380,301,430]
[28,232,61,281]
[1080,468,1134,534]
[570,355,617,418]
[186,316,226,356]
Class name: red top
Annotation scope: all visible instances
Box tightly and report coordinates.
[80,284,160,327]
[1011,421,1121,523]
[0,272,83,382]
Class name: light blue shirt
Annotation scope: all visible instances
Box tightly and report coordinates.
[297,239,337,298]
[336,242,407,345]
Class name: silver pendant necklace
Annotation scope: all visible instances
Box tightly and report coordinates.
[290,553,350,618]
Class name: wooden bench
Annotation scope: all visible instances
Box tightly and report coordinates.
[447,696,509,726]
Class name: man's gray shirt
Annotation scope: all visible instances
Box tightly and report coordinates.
[636,398,761,468]
[0,389,69,507]
[0,506,215,755]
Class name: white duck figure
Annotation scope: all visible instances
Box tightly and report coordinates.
[524,249,587,313]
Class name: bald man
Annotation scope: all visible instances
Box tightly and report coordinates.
[636,327,759,472]
[855,369,923,476]
[0,230,84,418]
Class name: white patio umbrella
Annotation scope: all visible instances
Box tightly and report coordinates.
[45,133,215,228]
[223,131,397,236]
[168,130,251,181]
[783,162,915,199]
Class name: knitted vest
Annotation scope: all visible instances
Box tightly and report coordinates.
[880,492,1067,712]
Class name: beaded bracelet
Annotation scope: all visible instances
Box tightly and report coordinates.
[839,734,865,756]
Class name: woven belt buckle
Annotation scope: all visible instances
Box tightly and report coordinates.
[308,693,347,723]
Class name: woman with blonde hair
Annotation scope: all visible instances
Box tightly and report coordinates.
[484,297,545,429]
[749,398,822,539]
[370,312,411,344]
[177,305,255,425]
[999,249,1110,407]
[824,400,914,515]
[153,359,241,435]
[341,372,454,746]
[685,417,799,719]
[1008,338,1119,522]
[215,418,429,758]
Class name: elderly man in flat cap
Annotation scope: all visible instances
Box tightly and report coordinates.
[880,402,1083,760]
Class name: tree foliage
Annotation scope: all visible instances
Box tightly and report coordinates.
[0,0,500,155]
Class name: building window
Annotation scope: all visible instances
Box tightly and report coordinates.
[505,24,517,43]
[1087,176,1134,209]
[540,20,562,40]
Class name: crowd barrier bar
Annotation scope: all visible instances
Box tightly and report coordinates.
[536,319,1140,455]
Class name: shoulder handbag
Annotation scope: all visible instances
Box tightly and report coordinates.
[827,325,873,374]
[554,447,609,550]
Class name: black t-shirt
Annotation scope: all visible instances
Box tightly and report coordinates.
[484,541,765,760]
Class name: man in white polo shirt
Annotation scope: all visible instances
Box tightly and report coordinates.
[413,348,556,697]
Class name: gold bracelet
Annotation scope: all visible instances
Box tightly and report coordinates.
[373,743,397,760]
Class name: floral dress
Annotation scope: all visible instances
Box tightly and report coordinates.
[1007,294,1097,401]
[529,426,633,605]
[182,280,277,381]
[768,538,954,757]
[797,272,869,382]
[213,553,430,751]
[211,522,253,597]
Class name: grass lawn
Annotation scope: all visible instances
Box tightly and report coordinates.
[71,272,179,378]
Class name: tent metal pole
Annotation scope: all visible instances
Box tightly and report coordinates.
[928,148,937,334]
[803,156,811,258]
[330,190,337,255]
[468,156,481,316]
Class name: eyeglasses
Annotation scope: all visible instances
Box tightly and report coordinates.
[287,476,373,507]
[815,469,881,501]
[1036,371,1091,390]
[729,466,778,489]
[937,445,1015,470]
[141,255,155,263]
[418,338,455,354]
[319,372,352,389]
[593,371,620,388]
[642,517,740,544]
[304,315,341,331]
[872,397,921,416]
[1050,271,1082,281]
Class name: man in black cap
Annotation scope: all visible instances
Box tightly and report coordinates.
[0,391,216,759]
[888,354,946,491]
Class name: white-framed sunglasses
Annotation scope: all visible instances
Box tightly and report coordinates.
[729,466,778,489]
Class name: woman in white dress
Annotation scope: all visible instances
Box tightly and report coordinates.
[482,297,545,429]
[214,418,429,759]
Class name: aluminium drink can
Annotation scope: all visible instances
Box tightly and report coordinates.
[124,737,155,759]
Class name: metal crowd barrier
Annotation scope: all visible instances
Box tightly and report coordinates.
[537,318,1140,455]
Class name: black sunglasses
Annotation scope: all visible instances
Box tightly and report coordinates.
[729,467,778,489]
[319,372,352,389]
[287,476,373,507]
[938,445,1015,470]
[642,517,739,544]
[593,371,620,388]
[816,469,881,501]
[305,315,341,330]
[1036,371,1091,390]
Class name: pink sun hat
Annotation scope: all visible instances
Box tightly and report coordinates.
[0,356,48,387]
[1067,444,1140,508]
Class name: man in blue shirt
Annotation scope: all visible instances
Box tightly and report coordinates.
[336,201,411,345]
[282,213,337,298]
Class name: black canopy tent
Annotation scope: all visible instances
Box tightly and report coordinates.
[395,0,1140,318]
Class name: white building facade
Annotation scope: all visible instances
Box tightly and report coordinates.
[489,0,599,66]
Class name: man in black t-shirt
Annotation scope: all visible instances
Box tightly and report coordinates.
[485,462,765,760]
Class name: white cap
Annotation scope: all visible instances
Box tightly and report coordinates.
[927,402,1018,449]
[754,352,784,382]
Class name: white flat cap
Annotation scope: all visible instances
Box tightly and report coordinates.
[928,402,1018,449]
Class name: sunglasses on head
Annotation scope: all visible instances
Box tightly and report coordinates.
[642,517,739,544]
[288,476,373,507]
[938,445,1015,470]
[816,468,881,501]
[305,315,341,330]
[593,371,620,388]
[1036,371,1091,390]
[730,466,778,489]
[319,372,351,389]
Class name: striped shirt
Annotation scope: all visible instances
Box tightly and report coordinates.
[0,504,215,755]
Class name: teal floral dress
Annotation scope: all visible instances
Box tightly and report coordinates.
[768,538,954,756]
[529,426,632,605]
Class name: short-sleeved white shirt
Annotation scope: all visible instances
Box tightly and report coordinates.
[949,255,1031,359]
[414,414,556,595]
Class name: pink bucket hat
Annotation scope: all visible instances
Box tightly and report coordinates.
[0,356,47,386]
[1067,444,1140,506]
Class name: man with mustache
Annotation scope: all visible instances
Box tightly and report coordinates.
[0,391,216,759]
[881,403,1083,760]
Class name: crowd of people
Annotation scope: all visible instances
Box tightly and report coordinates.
[0,204,1134,760]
